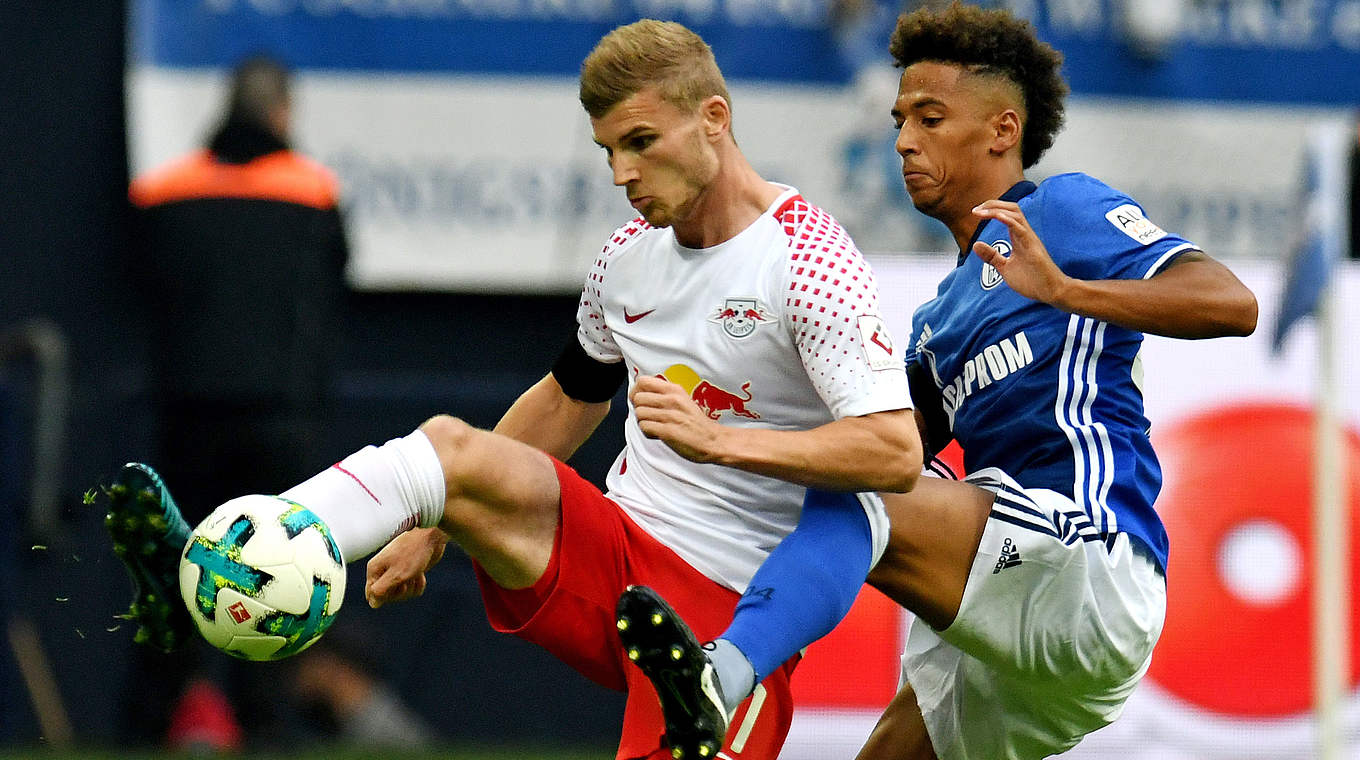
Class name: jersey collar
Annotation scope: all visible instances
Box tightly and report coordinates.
[957,180,1038,267]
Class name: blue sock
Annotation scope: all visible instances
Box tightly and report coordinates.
[719,488,875,687]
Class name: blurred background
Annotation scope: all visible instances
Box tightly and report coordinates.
[3,0,1360,757]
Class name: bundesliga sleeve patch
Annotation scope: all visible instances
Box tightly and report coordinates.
[857,315,899,371]
[1105,204,1168,245]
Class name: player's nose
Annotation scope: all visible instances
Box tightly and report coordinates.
[611,155,640,186]
[895,125,919,157]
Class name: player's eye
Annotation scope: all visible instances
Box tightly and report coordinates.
[628,135,656,152]
[921,116,943,127]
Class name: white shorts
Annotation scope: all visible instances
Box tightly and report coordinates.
[900,468,1167,760]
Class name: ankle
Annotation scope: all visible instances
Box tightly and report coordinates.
[707,638,755,716]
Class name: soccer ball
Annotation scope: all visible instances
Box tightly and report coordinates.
[178,494,346,661]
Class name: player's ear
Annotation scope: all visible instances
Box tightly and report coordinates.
[699,95,731,141]
[990,108,1022,157]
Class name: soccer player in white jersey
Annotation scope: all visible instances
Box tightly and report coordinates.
[103,19,920,760]
[839,5,1260,759]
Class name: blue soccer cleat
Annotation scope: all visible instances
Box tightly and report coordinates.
[616,585,730,759]
[103,462,195,653]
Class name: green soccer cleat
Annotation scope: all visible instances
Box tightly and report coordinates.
[616,585,730,760]
[103,462,195,653]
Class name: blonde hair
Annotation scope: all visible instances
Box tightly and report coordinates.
[579,19,731,119]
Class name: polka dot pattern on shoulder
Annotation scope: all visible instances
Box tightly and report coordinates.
[777,198,882,383]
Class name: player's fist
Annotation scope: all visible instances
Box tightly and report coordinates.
[629,374,723,463]
[365,526,448,608]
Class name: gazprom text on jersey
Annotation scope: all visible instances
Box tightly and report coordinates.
[940,331,1034,426]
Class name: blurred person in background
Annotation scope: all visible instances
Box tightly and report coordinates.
[831,0,955,254]
[119,54,352,750]
[290,625,434,750]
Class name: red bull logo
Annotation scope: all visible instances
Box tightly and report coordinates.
[708,298,776,339]
[660,364,759,420]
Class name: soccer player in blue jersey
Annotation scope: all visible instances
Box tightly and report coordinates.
[545,5,1257,758]
[850,4,1259,758]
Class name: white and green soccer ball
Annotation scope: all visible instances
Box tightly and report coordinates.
[178,494,346,661]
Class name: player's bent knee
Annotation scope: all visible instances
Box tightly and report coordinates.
[418,415,498,500]
[418,414,483,471]
[419,413,473,449]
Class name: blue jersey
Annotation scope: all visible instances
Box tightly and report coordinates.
[905,173,1199,573]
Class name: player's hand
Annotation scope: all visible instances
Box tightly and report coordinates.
[971,200,1072,306]
[365,526,448,608]
[630,374,724,463]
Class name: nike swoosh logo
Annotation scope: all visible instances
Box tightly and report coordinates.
[624,308,656,324]
[659,671,696,717]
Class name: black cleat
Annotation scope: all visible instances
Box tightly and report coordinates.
[103,463,195,653]
[616,585,729,760]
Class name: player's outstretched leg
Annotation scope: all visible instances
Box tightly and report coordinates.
[616,585,729,759]
[103,462,195,653]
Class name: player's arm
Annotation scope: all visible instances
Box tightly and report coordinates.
[630,376,920,492]
[1025,250,1256,338]
[494,373,613,460]
[907,361,951,462]
[972,200,1258,339]
[495,334,626,457]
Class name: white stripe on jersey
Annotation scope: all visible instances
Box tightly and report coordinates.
[1055,315,1117,537]
[1141,243,1200,280]
[1055,317,1086,516]
[1083,321,1116,534]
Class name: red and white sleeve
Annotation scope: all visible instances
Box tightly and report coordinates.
[778,199,909,418]
[574,219,649,363]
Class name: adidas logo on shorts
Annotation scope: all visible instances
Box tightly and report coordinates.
[993,537,1022,574]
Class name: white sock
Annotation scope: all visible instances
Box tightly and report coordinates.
[709,638,755,716]
[280,429,446,563]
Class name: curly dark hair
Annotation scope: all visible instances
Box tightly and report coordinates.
[890,2,1068,168]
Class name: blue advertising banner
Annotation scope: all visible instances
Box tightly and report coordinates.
[1022,0,1360,103]
[135,0,1360,103]
[133,0,856,83]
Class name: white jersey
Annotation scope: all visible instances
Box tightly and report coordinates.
[576,185,910,592]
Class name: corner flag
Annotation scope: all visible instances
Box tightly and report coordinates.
[1271,124,1351,354]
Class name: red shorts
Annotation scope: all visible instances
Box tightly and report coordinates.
[475,457,798,760]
